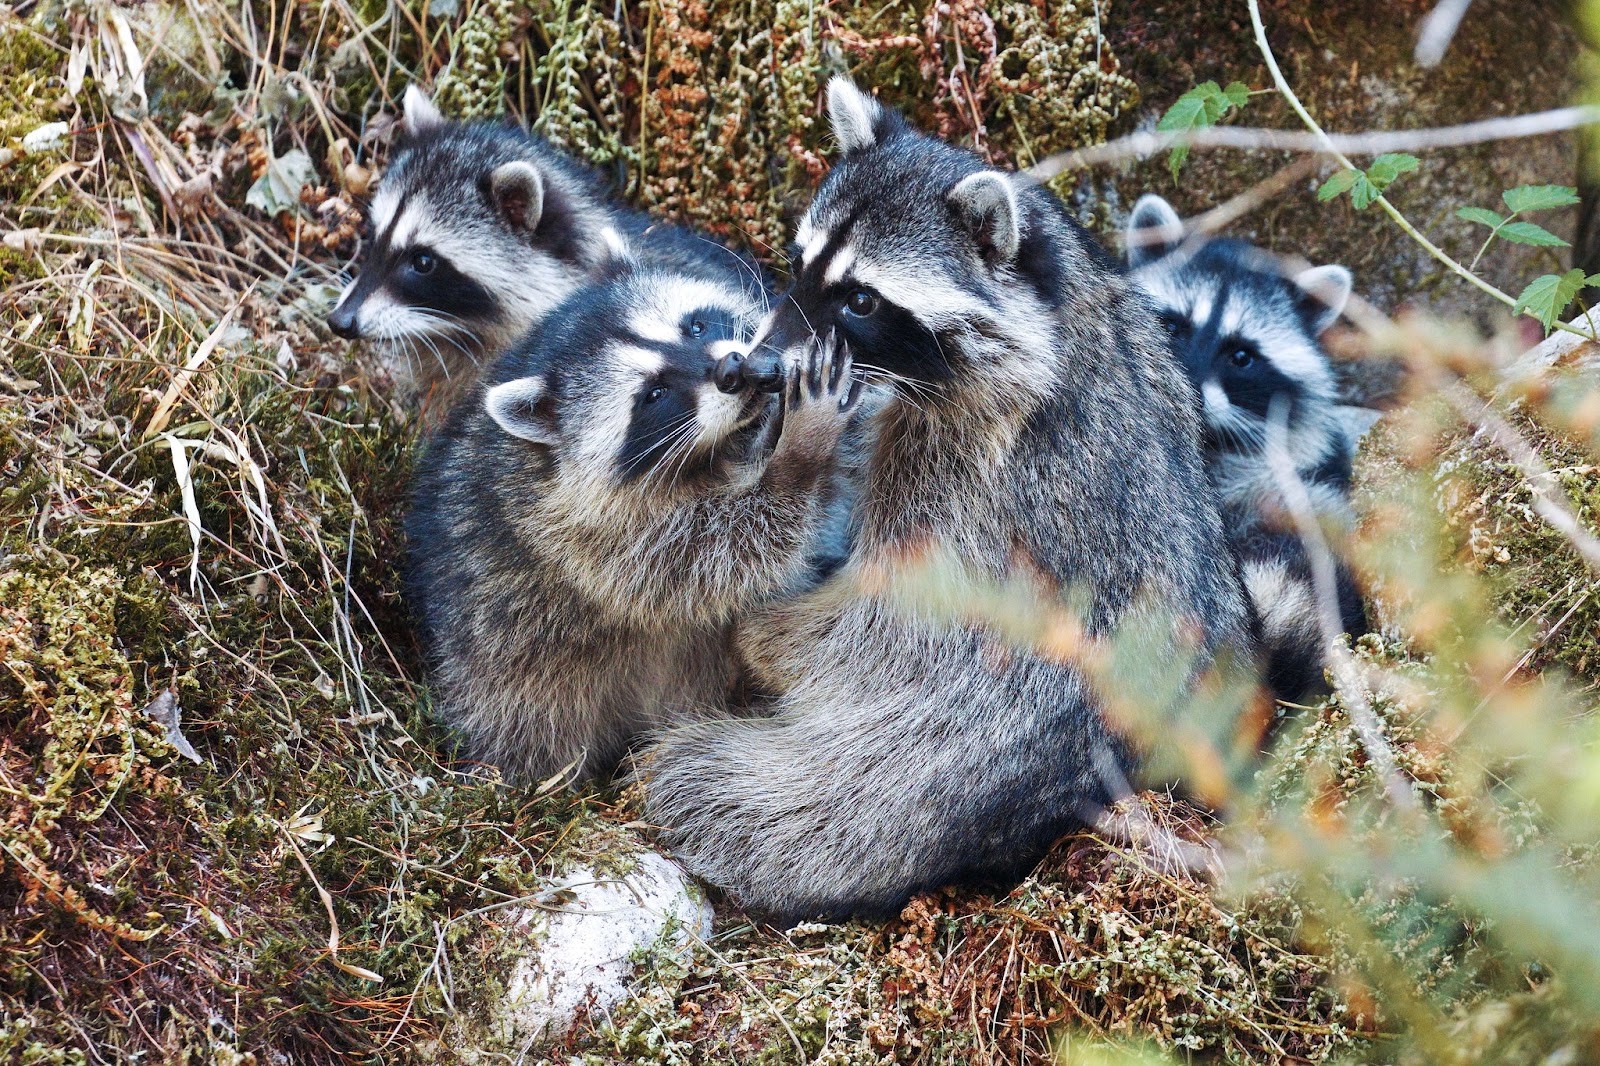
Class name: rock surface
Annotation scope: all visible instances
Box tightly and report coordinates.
[483,851,711,1052]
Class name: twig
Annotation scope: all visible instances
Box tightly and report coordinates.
[1123,157,1320,261]
[282,821,384,983]
[1443,382,1600,575]
[1264,405,1421,816]
[1026,105,1600,180]
[1414,0,1475,68]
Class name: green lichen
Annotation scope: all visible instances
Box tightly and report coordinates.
[435,0,523,119]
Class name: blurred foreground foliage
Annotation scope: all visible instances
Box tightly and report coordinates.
[0,0,1598,1063]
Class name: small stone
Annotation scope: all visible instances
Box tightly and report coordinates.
[487,851,711,1049]
[22,121,71,154]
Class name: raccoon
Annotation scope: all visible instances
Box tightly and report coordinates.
[1125,193,1366,700]
[641,79,1256,921]
[329,86,763,416]
[405,259,860,784]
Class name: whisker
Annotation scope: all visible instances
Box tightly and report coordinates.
[622,414,698,478]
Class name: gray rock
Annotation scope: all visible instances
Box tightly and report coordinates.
[485,851,711,1052]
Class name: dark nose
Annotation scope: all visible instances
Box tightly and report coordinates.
[328,301,361,340]
[713,349,785,394]
[714,351,746,394]
[739,350,785,393]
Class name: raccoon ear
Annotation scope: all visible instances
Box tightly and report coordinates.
[590,225,638,280]
[402,85,444,137]
[948,171,1020,264]
[828,77,891,154]
[490,161,545,233]
[485,375,559,446]
[1126,194,1184,266]
[1293,264,1353,334]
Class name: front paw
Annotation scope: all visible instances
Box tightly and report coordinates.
[774,334,862,462]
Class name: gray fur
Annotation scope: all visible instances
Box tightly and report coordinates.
[406,267,858,784]
[642,79,1256,921]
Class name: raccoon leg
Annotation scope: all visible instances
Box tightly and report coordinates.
[609,339,861,628]
[731,593,839,694]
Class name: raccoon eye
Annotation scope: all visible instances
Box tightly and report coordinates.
[643,385,669,405]
[844,290,878,317]
[1228,345,1258,369]
[688,319,706,337]
[410,251,437,275]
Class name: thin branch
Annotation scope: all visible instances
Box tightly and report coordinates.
[1026,105,1600,180]
[1444,382,1600,575]
[1123,157,1322,267]
[1414,0,1475,68]
[1264,407,1421,817]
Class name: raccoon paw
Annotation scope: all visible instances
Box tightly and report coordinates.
[771,334,861,469]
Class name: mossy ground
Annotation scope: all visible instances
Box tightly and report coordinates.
[2,0,1599,1063]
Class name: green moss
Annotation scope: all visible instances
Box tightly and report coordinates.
[1430,406,1600,687]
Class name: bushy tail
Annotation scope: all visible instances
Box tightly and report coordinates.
[642,653,1120,921]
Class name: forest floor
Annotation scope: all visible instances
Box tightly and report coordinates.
[2,0,1598,1063]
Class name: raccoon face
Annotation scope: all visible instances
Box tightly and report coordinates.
[1126,195,1352,455]
[484,272,769,487]
[741,78,1077,397]
[327,87,606,365]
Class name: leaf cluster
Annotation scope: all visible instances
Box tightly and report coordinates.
[1317,153,1421,209]
[1156,80,1249,179]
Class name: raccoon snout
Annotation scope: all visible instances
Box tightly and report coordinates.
[714,351,748,394]
[328,301,362,340]
[713,350,786,395]
[740,351,786,394]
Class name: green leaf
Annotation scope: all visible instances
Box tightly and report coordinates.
[1514,269,1589,330]
[1157,87,1209,133]
[1497,221,1570,248]
[1502,184,1580,215]
[1157,80,1249,179]
[1349,173,1382,210]
[1365,153,1421,186]
[1158,82,1228,133]
[1369,152,1420,177]
[1455,206,1505,228]
[1317,170,1358,202]
[1167,145,1189,182]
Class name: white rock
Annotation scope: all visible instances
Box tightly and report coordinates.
[21,122,71,155]
[1507,312,1600,380]
[491,851,711,1049]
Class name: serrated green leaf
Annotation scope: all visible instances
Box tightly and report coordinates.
[1317,170,1358,202]
[1157,84,1216,134]
[1369,152,1420,175]
[1514,269,1589,330]
[1497,221,1570,248]
[1502,184,1580,215]
[1222,81,1250,108]
[1587,273,1600,288]
[1167,145,1189,182]
[1365,153,1421,189]
[1455,206,1505,228]
[1158,80,1246,179]
[1349,173,1381,210]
